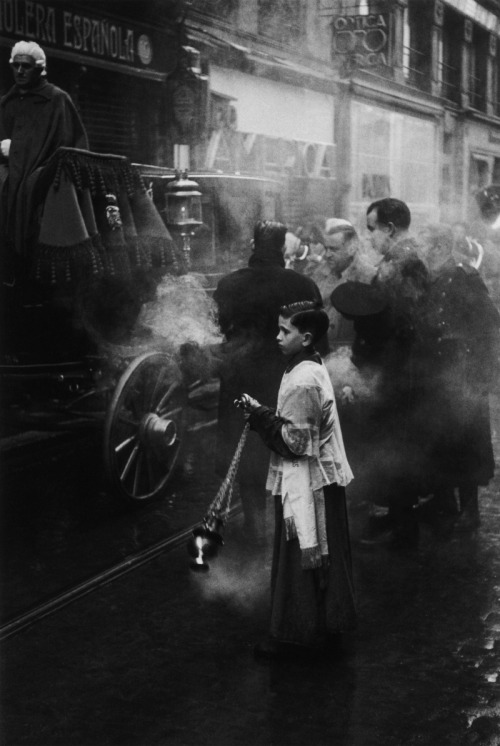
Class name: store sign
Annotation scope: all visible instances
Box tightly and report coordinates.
[0,0,176,72]
[212,133,336,179]
[331,13,390,69]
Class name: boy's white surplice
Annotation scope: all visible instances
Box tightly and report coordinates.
[266,359,353,568]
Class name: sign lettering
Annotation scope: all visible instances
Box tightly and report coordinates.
[332,13,389,69]
[0,0,154,67]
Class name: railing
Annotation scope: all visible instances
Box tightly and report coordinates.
[439,60,461,104]
[468,73,487,112]
[402,45,430,92]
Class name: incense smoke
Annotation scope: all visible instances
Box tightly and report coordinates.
[324,345,381,404]
[137,273,222,350]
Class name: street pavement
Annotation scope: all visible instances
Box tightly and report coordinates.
[1,400,500,746]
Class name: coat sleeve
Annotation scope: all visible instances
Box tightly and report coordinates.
[248,406,297,458]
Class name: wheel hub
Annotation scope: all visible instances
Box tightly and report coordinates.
[140,413,177,451]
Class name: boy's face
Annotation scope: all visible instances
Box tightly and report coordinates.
[277,315,309,357]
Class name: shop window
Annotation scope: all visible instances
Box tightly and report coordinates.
[469,25,488,111]
[492,158,500,184]
[258,0,303,43]
[362,174,390,200]
[470,156,490,191]
[439,6,462,104]
[351,101,437,213]
[403,0,432,92]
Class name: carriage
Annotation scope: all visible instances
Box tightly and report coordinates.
[1,147,283,503]
[1,147,212,503]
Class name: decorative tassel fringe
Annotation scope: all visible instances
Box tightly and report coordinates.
[48,148,145,198]
[33,235,105,285]
[300,545,323,570]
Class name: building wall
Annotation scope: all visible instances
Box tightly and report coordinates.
[0,0,181,165]
[186,0,500,236]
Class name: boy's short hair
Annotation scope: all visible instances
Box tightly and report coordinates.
[279,300,329,343]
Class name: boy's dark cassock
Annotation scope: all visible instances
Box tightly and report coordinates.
[213,245,321,532]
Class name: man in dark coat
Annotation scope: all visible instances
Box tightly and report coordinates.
[213,220,322,543]
[0,40,88,276]
[417,224,500,530]
[332,198,429,549]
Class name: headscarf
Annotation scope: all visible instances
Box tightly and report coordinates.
[10,41,47,76]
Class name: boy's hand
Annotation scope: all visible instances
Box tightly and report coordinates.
[234,393,260,413]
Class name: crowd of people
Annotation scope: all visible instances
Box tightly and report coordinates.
[213,200,500,660]
[2,40,499,665]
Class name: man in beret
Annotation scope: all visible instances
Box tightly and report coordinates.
[0,41,88,278]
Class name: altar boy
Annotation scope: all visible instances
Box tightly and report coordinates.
[237,301,356,658]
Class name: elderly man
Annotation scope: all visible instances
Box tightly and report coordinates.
[305,218,360,348]
[0,40,88,273]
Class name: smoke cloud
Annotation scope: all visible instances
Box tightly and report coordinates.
[324,345,381,403]
[137,274,222,350]
[191,544,270,614]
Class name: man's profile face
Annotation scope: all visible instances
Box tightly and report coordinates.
[11,54,42,89]
[366,208,391,256]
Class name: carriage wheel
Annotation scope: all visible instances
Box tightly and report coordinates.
[103,352,187,501]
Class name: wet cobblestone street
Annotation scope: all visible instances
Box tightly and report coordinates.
[0,398,499,745]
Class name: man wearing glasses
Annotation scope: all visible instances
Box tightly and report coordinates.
[0,41,88,274]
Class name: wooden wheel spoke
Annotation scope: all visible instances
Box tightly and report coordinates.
[155,382,179,415]
[145,449,157,490]
[157,405,183,419]
[149,367,168,410]
[116,412,139,428]
[132,450,144,496]
[114,434,138,454]
[120,442,140,482]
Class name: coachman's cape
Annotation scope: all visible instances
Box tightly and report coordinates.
[0,80,89,256]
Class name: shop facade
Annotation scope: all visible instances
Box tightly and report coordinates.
[0,0,182,165]
[186,0,500,236]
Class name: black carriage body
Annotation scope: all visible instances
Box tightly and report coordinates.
[1,148,189,500]
[1,151,282,500]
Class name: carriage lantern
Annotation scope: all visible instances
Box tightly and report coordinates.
[164,171,203,267]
